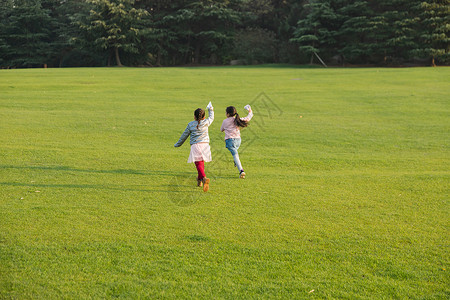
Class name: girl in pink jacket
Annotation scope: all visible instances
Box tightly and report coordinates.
[220,105,253,178]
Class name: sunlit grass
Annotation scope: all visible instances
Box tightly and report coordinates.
[0,66,449,298]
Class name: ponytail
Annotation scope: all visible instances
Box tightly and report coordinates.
[234,113,248,128]
[194,108,205,129]
[226,106,248,128]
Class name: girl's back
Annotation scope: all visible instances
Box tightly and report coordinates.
[186,118,212,144]
[221,117,241,140]
[174,108,214,147]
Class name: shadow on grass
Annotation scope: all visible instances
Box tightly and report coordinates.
[0,164,190,177]
[1,164,215,207]
[0,181,186,193]
[0,165,197,193]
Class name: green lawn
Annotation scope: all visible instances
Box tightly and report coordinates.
[0,66,449,299]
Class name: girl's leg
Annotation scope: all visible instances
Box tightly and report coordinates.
[195,160,210,192]
[233,153,245,178]
[226,138,245,175]
[232,153,243,172]
[233,139,245,178]
[195,161,205,180]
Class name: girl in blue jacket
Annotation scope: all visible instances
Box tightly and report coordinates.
[174,105,214,192]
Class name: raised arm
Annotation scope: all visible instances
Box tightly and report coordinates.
[174,125,190,147]
[240,109,253,122]
[203,107,214,127]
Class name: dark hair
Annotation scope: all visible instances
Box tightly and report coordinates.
[194,108,205,129]
[226,106,248,128]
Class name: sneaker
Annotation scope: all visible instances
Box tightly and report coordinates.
[197,179,203,187]
[239,171,246,179]
[202,177,210,192]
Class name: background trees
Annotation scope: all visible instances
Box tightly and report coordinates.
[78,0,148,66]
[0,0,448,68]
[291,0,340,64]
[0,0,58,67]
[413,0,450,66]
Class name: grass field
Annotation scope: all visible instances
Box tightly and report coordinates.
[0,65,449,299]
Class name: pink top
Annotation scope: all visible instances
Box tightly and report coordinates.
[220,111,253,140]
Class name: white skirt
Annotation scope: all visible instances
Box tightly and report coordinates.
[188,143,212,163]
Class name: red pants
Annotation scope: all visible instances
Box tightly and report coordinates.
[194,161,205,180]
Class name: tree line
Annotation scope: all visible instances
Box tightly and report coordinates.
[0,0,448,68]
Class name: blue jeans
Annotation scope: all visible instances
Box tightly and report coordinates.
[225,138,241,155]
[226,138,244,172]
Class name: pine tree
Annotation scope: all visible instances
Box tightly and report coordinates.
[120,0,242,66]
[176,0,242,64]
[242,0,304,63]
[290,0,340,64]
[136,0,183,66]
[365,0,421,64]
[337,0,373,64]
[414,0,450,65]
[47,0,90,67]
[0,0,13,66]
[79,0,148,66]
[0,0,56,68]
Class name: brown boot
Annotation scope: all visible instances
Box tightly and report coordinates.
[197,179,203,187]
[202,177,210,192]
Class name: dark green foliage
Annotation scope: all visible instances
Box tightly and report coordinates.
[183,1,242,64]
[366,0,420,64]
[411,0,450,65]
[290,0,448,65]
[53,0,94,66]
[78,0,148,66]
[291,0,341,64]
[142,0,242,65]
[337,1,374,63]
[0,0,56,67]
[0,0,448,67]
[233,27,276,63]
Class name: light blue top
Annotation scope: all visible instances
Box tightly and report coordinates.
[174,108,214,147]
